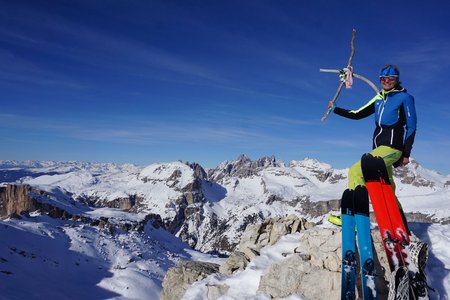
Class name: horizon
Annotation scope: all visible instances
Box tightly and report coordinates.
[1,1,450,174]
[2,154,448,177]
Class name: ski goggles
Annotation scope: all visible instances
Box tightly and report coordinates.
[379,76,398,82]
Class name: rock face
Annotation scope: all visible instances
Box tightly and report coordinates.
[0,184,39,217]
[160,261,220,300]
[208,154,284,182]
[238,215,314,255]
[0,184,74,219]
[298,198,341,217]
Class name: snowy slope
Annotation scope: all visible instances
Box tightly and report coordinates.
[1,156,449,299]
[0,210,223,300]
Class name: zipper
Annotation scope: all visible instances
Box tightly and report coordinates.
[390,129,394,145]
[374,97,387,148]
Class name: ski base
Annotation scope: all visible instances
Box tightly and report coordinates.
[341,187,377,299]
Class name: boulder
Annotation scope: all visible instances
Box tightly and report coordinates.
[258,253,340,299]
[160,261,220,300]
[219,251,249,275]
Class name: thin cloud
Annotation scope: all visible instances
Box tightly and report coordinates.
[393,38,450,66]
[320,139,362,148]
[1,11,229,90]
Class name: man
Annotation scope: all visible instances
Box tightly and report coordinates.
[328,64,417,229]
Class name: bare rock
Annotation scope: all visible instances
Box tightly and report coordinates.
[238,215,313,258]
[219,251,249,275]
[160,261,220,300]
[0,184,40,217]
[206,283,230,300]
[258,253,340,299]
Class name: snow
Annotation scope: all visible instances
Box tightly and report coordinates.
[182,233,306,300]
[1,158,449,299]
[0,214,197,300]
[2,217,448,299]
[85,207,148,222]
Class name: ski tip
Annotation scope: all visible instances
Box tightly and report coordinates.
[328,214,342,226]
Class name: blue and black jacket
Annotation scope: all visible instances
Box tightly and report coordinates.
[333,86,417,158]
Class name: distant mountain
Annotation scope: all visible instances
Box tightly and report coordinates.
[1,155,449,255]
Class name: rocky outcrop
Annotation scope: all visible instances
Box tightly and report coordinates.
[160,261,220,300]
[298,198,341,217]
[0,184,79,220]
[393,160,434,188]
[238,215,314,256]
[217,215,314,275]
[101,194,142,211]
[188,162,207,180]
[208,155,284,182]
[161,216,397,300]
[0,184,42,217]
[258,227,391,299]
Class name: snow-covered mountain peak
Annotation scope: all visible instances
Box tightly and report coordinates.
[289,157,346,184]
[25,170,98,194]
[393,158,447,188]
[139,162,195,189]
[289,157,332,170]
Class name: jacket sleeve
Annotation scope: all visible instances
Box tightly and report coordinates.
[333,97,376,120]
[402,95,417,158]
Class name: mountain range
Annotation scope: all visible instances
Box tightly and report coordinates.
[1,155,449,299]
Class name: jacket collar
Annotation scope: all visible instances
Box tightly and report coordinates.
[380,85,406,97]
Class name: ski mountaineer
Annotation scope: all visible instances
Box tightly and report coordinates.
[328,64,416,232]
[330,64,428,300]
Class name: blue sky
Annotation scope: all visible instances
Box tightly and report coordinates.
[1,1,449,174]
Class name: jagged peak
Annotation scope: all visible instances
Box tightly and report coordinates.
[208,155,285,181]
[227,154,284,167]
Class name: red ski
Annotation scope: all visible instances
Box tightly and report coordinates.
[361,153,411,271]
[360,154,432,299]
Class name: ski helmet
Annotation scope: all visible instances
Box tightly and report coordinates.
[380,64,400,78]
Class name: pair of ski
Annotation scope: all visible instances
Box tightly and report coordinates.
[341,154,428,300]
